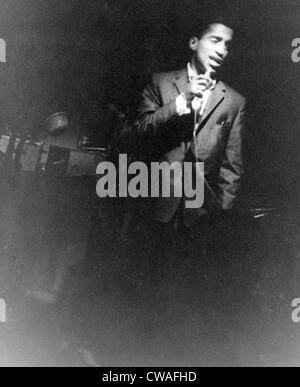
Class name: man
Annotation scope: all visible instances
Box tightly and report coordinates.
[136,18,246,226]
[129,20,248,364]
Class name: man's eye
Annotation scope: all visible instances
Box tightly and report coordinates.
[210,38,219,43]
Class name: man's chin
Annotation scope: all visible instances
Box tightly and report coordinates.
[209,63,221,72]
[208,65,218,74]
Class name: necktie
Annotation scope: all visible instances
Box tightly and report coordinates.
[191,96,203,117]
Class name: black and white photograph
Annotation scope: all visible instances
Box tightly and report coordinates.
[0,0,299,368]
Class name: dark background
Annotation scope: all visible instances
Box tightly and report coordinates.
[0,0,299,209]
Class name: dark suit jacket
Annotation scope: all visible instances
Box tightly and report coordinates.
[136,68,246,223]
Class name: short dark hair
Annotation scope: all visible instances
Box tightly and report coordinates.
[189,15,239,40]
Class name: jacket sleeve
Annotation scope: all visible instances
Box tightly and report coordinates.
[136,75,195,161]
[218,101,246,209]
[137,74,179,137]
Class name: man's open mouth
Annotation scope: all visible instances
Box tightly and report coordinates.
[210,56,223,65]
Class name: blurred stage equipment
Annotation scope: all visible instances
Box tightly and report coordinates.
[0,112,69,177]
[0,127,25,191]
[78,132,107,152]
[44,112,69,137]
[77,104,128,154]
[43,145,104,177]
[36,112,69,170]
[1,104,130,183]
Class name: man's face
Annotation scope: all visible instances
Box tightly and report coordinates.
[190,23,234,74]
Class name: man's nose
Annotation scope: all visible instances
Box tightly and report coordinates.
[216,48,225,58]
[216,43,227,58]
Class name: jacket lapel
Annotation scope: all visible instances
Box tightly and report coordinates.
[200,81,226,124]
[172,70,226,136]
[172,70,226,121]
[173,68,189,96]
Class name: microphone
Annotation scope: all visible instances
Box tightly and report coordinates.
[191,68,214,111]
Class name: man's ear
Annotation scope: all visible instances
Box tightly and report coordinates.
[189,36,198,51]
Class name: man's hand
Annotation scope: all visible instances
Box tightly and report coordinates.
[182,74,214,105]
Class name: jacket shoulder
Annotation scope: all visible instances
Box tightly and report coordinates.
[152,69,183,85]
